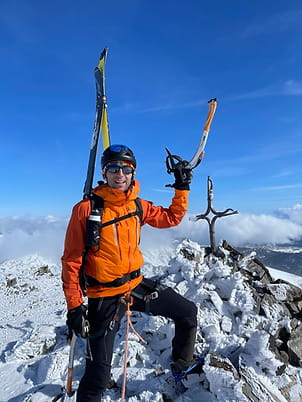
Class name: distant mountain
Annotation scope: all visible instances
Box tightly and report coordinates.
[239,245,302,277]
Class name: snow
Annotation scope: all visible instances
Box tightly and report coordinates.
[269,266,302,286]
[0,237,302,401]
[268,246,302,254]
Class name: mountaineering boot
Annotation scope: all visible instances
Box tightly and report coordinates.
[171,355,204,382]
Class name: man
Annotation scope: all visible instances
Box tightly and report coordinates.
[61,144,198,401]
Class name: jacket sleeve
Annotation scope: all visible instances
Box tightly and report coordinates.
[61,199,90,310]
[140,189,189,228]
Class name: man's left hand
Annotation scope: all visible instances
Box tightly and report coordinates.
[172,161,193,190]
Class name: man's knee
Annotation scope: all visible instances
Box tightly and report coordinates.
[180,300,198,328]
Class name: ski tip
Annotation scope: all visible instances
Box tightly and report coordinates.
[96,48,109,69]
[101,47,108,58]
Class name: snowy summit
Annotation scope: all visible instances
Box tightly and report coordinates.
[1,239,302,401]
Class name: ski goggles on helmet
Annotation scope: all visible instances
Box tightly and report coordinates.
[104,161,136,175]
[107,144,131,153]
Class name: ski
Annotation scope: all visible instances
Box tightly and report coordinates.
[83,48,111,199]
[165,98,217,174]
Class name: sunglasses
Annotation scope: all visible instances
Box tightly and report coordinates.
[106,165,134,175]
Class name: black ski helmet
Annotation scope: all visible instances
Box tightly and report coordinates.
[101,144,136,169]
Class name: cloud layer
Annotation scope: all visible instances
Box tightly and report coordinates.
[1,205,302,263]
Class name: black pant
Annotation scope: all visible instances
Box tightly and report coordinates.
[76,279,197,402]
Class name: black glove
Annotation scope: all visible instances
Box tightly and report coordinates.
[67,304,89,338]
[172,161,193,190]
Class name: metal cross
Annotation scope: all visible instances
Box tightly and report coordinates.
[193,176,238,256]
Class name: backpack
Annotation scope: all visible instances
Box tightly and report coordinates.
[80,194,143,294]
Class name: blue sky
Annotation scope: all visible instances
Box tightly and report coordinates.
[1,0,302,219]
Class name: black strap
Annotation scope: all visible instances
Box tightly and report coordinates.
[85,268,141,288]
[90,195,143,229]
[130,278,160,315]
[90,193,105,211]
[100,210,141,228]
[134,198,143,223]
[79,251,88,296]
[99,198,143,228]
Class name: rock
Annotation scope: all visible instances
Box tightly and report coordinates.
[240,364,288,402]
[287,325,302,366]
[242,259,273,284]
[6,277,17,287]
[260,293,292,320]
[278,374,302,401]
[35,265,52,276]
[209,353,239,379]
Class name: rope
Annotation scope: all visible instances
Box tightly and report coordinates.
[121,293,147,402]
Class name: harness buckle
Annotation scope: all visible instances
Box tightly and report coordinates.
[144,291,158,302]
[150,291,159,300]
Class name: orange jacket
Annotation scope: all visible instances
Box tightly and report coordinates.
[61,179,189,310]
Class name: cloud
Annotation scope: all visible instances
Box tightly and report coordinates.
[283,80,302,96]
[113,99,206,114]
[152,188,174,193]
[251,183,302,191]
[229,80,302,101]
[212,213,302,245]
[141,206,302,250]
[272,168,300,179]
[175,212,302,247]
[0,216,68,262]
[1,207,302,264]
[277,204,302,225]
[208,131,302,175]
[141,100,204,113]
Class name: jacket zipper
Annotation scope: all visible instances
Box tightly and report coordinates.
[113,223,122,261]
[136,215,141,245]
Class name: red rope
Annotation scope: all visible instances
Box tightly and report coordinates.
[121,293,147,402]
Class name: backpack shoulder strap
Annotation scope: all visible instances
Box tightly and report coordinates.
[84,194,104,248]
[80,194,105,295]
[134,198,143,223]
[90,193,104,212]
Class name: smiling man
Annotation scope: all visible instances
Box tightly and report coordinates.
[61,144,199,401]
[104,160,134,191]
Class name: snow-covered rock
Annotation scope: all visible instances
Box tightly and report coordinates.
[0,239,302,401]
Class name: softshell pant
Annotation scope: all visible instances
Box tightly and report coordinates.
[76,279,197,402]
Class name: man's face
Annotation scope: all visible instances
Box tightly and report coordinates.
[105,163,134,191]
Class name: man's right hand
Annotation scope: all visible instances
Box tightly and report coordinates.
[67,304,90,338]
